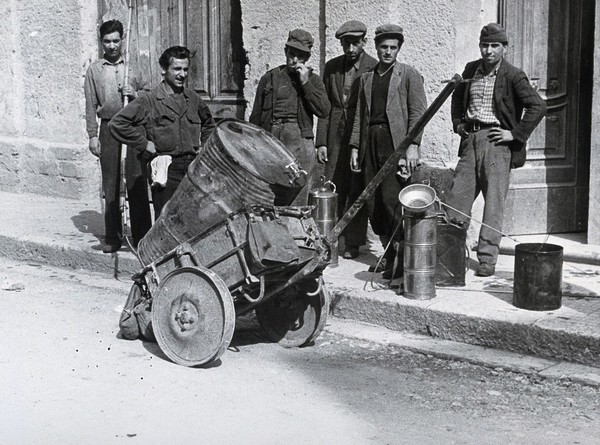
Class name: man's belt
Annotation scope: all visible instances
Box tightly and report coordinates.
[465,121,501,132]
[271,118,298,125]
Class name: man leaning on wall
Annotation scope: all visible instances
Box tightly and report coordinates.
[444,23,546,277]
[315,20,377,260]
[84,19,152,253]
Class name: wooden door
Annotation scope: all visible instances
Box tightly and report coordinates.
[103,0,246,119]
[500,0,593,234]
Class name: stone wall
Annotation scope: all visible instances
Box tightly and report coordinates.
[0,0,100,200]
[588,0,600,244]
[0,0,495,201]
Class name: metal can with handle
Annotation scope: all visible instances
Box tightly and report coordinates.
[309,179,338,267]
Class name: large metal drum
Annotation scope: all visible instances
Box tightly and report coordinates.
[403,213,437,300]
[138,119,302,264]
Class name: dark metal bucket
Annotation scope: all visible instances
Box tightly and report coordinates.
[435,220,467,287]
[403,213,437,300]
[513,243,563,311]
[138,120,302,264]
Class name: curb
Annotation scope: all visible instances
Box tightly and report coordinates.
[0,235,140,279]
[327,283,600,369]
[325,318,600,387]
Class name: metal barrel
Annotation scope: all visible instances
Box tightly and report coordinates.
[403,213,437,300]
[137,120,301,265]
[513,243,563,311]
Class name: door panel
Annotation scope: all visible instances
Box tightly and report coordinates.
[500,0,593,234]
[101,0,246,119]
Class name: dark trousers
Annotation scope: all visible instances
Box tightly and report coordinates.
[270,122,316,206]
[325,121,368,247]
[363,124,406,242]
[444,129,512,265]
[99,120,152,246]
[150,155,195,217]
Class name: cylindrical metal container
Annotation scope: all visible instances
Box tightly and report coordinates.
[309,180,338,267]
[403,213,437,300]
[435,220,467,287]
[138,119,302,264]
[513,243,563,311]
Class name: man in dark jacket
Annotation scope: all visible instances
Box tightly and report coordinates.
[349,24,427,279]
[445,23,546,277]
[249,29,330,205]
[110,46,216,217]
[315,20,377,259]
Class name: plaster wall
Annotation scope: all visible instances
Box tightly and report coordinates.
[0,0,100,200]
[242,0,496,167]
[241,0,321,118]
[588,0,600,244]
[0,0,497,200]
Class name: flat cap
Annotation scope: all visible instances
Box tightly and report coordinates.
[480,23,508,44]
[286,28,314,53]
[335,20,367,39]
[374,24,404,42]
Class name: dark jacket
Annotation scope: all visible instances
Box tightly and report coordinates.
[451,59,546,168]
[249,65,330,138]
[349,62,427,166]
[109,82,216,160]
[315,52,378,149]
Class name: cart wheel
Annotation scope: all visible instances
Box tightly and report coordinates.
[151,266,235,367]
[255,277,330,348]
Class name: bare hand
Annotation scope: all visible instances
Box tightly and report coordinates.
[120,85,137,100]
[295,63,310,85]
[404,144,420,174]
[456,122,469,138]
[89,137,101,157]
[146,140,157,155]
[316,146,328,164]
[488,128,514,144]
[350,148,361,173]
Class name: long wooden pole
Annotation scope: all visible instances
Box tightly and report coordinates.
[327,73,463,244]
[119,0,135,241]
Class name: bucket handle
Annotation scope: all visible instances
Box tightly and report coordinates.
[323,180,336,193]
[285,162,308,185]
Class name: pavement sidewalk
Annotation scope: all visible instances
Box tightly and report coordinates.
[1,191,599,369]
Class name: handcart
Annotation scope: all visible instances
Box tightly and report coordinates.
[120,120,331,367]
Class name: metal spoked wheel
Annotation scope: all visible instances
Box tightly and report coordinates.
[151,266,235,367]
[255,276,330,348]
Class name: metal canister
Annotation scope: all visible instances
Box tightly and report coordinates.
[309,180,338,267]
[403,213,437,300]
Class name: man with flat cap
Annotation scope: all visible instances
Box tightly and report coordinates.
[349,24,427,279]
[444,23,546,277]
[315,20,377,259]
[250,29,330,205]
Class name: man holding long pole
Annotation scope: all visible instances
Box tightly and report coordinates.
[84,19,152,253]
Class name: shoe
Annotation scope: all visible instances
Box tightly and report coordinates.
[476,262,495,277]
[382,262,404,280]
[368,258,387,273]
[343,246,359,259]
[102,243,122,254]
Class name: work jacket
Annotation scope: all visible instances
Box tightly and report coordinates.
[315,52,378,150]
[349,62,427,166]
[249,65,330,138]
[109,81,216,159]
[451,59,547,168]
